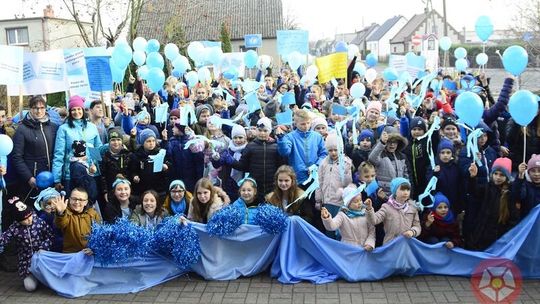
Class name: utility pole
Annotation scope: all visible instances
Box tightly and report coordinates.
[442,0,448,36]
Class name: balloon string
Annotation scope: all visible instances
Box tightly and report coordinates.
[523,126,527,163]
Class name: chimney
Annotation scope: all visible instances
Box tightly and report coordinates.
[43,5,54,18]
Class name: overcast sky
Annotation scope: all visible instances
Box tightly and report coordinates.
[3,0,524,41]
[283,0,520,40]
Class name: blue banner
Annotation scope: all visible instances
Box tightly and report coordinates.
[31,206,540,298]
[277,30,309,56]
[85,56,113,92]
[244,34,262,48]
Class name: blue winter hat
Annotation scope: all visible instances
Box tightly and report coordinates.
[358,129,374,143]
[437,139,454,154]
[139,128,156,144]
[431,192,455,223]
[169,180,186,191]
[390,177,411,196]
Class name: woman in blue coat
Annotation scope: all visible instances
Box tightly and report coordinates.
[52,96,102,191]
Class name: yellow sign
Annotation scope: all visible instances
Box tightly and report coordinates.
[315,53,347,83]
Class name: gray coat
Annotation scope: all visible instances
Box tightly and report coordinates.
[368,133,409,195]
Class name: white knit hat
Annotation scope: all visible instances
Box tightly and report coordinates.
[257,117,272,131]
[231,124,246,138]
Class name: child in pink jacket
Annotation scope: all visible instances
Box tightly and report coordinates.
[321,185,375,251]
[366,177,421,245]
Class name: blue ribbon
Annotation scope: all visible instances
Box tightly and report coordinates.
[416,176,438,212]
[237,173,258,187]
[287,165,319,208]
[417,116,441,169]
[465,127,484,167]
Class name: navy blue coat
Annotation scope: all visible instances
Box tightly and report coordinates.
[166,135,204,193]
[11,114,57,184]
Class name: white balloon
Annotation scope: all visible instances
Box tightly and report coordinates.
[288,51,305,70]
[197,66,212,84]
[307,54,315,65]
[306,65,319,78]
[348,44,359,60]
[365,68,377,84]
[187,42,205,62]
[257,55,271,70]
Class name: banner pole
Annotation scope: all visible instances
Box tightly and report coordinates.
[18,86,23,122]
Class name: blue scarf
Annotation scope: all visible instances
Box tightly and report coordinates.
[170,198,187,215]
[345,208,366,218]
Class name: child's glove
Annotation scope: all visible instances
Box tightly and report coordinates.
[221,150,235,165]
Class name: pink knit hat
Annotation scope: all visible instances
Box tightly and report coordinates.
[527,154,540,172]
[366,101,382,114]
[491,157,512,180]
[68,95,85,110]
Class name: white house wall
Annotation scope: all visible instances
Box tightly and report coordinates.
[378,17,408,61]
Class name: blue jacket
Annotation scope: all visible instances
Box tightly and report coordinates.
[277,129,327,183]
[52,120,102,183]
[166,135,204,192]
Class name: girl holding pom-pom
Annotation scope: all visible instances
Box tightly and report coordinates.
[231,176,261,224]
[188,178,230,223]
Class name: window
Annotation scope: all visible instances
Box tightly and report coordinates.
[6,27,29,45]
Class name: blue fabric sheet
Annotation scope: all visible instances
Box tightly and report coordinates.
[30,206,540,298]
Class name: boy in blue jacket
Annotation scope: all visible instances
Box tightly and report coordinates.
[276,109,327,228]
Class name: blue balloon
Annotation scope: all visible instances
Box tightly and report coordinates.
[36,171,54,189]
[112,43,132,69]
[334,41,348,53]
[110,61,125,83]
[0,134,13,156]
[509,90,538,126]
[365,53,378,67]
[476,53,488,66]
[353,62,366,76]
[503,45,528,76]
[223,68,238,80]
[164,43,179,61]
[382,67,398,81]
[185,71,199,88]
[439,36,452,51]
[206,47,222,66]
[454,47,467,59]
[349,83,366,99]
[146,39,160,53]
[455,92,483,127]
[146,52,164,69]
[172,69,182,78]
[455,58,468,72]
[137,65,149,80]
[132,50,146,66]
[172,56,190,73]
[146,67,165,92]
[475,16,494,42]
[244,50,258,69]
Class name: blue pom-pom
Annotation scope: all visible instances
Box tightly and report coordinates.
[88,218,153,265]
[206,204,244,237]
[153,216,201,270]
[253,204,289,234]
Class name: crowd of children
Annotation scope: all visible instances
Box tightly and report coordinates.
[1,63,539,292]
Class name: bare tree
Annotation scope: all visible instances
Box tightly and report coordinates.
[511,0,540,56]
[283,8,300,30]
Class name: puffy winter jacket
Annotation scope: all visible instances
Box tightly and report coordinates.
[315,156,353,207]
[277,130,328,183]
[52,120,102,183]
[128,146,169,195]
[100,148,131,195]
[228,138,286,198]
[12,113,58,184]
